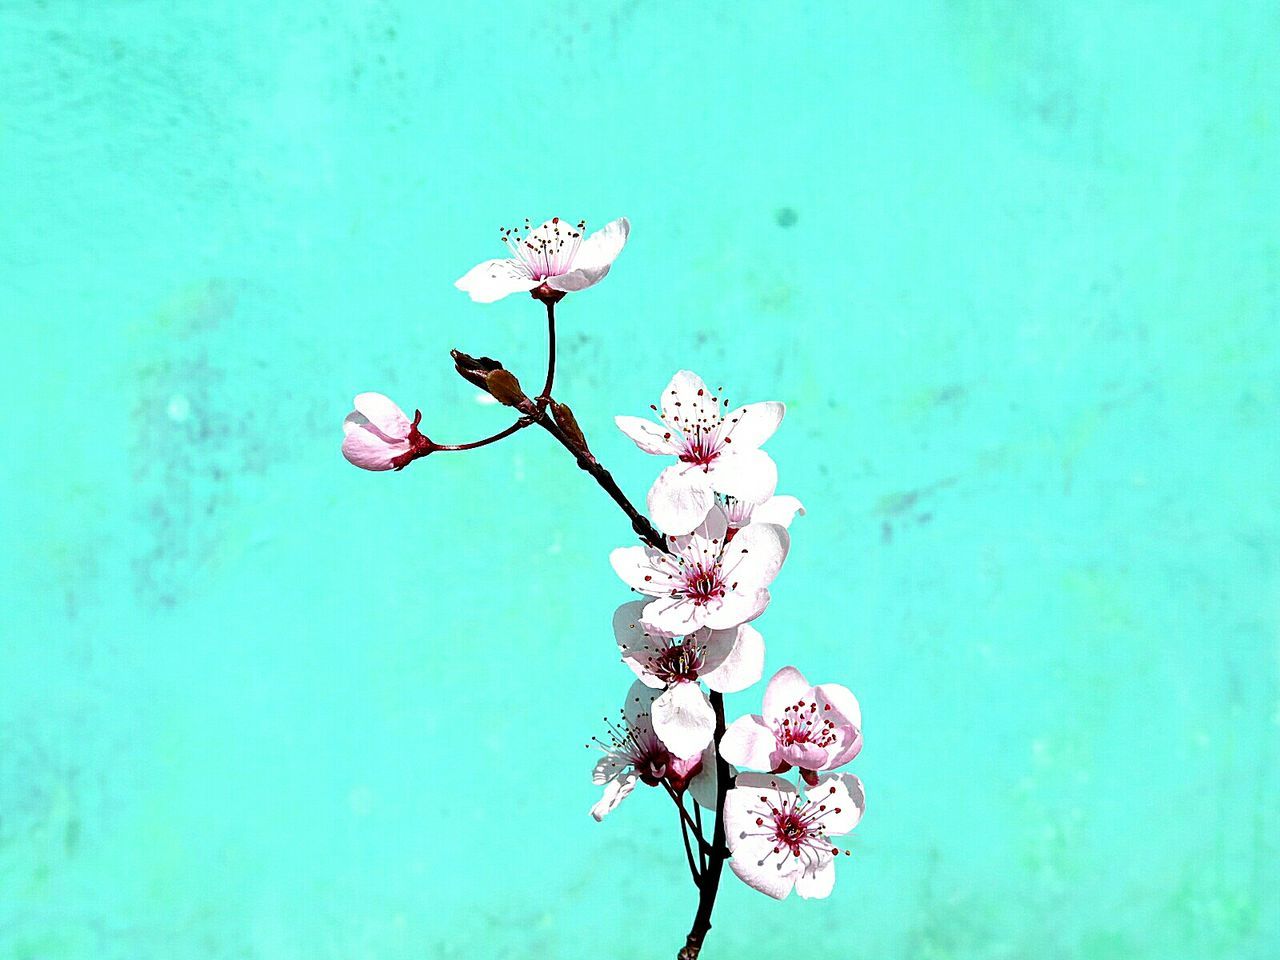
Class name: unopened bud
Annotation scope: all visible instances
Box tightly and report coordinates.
[551,401,591,456]
[451,349,530,408]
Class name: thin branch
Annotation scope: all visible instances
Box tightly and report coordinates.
[538,299,556,401]
[432,417,533,451]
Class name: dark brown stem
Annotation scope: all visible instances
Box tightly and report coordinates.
[538,299,556,402]
[532,410,668,551]
[678,692,732,960]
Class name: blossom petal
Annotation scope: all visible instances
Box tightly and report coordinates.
[622,678,660,728]
[777,740,829,771]
[647,465,715,536]
[341,417,407,471]
[763,666,813,721]
[720,521,789,589]
[660,370,723,435]
[652,682,716,758]
[615,415,679,455]
[455,257,538,303]
[353,393,411,440]
[816,682,864,767]
[706,448,778,504]
[808,773,865,836]
[750,495,806,528]
[701,587,770,631]
[794,860,836,900]
[613,600,666,688]
[700,624,764,693]
[573,216,630,272]
[725,774,802,900]
[610,546,678,596]
[713,401,784,451]
[718,714,778,770]
[590,771,637,821]
[639,595,708,638]
[668,502,730,559]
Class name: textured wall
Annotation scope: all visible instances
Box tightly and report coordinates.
[2,2,1277,958]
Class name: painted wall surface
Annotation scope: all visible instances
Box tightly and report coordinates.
[2,3,1277,958]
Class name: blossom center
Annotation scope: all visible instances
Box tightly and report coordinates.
[737,781,846,867]
[650,639,705,684]
[678,425,721,468]
[501,217,585,280]
[675,564,726,606]
[776,699,838,750]
[591,709,670,787]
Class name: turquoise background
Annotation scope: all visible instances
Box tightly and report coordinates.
[2,2,1278,957]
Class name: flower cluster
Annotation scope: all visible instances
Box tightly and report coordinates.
[339,216,866,953]
[599,368,866,900]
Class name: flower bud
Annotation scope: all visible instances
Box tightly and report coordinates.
[551,401,591,457]
[451,349,530,408]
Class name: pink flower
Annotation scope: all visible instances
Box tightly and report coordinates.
[341,393,433,471]
[613,599,765,757]
[725,772,865,900]
[589,681,716,821]
[616,370,784,535]
[609,505,789,638]
[455,217,629,303]
[720,666,862,784]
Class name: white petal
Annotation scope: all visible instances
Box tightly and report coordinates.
[794,860,836,899]
[651,682,716,758]
[610,546,678,596]
[639,595,707,638]
[454,258,538,303]
[668,501,730,558]
[590,772,637,821]
[700,624,764,693]
[572,216,629,271]
[763,666,813,721]
[806,773,865,836]
[659,370,722,435]
[729,851,796,900]
[615,415,679,455]
[701,587,770,631]
[622,678,661,728]
[647,465,714,536]
[612,600,665,688]
[713,401,784,451]
[353,393,411,440]
[750,495,806,528]
[545,263,611,293]
[720,522,789,589]
[814,682,862,731]
[688,744,722,811]
[706,448,778,504]
[718,715,778,770]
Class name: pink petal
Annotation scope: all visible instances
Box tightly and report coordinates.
[571,216,629,272]
[639,595,708,638]
[455,257,538,303]
[705,448,778,504]
[612,600,666,688]
[341,418,407,471]
[718,714,778,770]
[751,495,806,528]
[659,370,722,435]
[720,521,789,590]
[701,587,770,631]
[590,772,637,821]
[609,546,678,596]
[700,624,764,693]
[762,666,813,722]
[793,860,836,900]
[712,401,784,451]
[615,415,680,455]
[647,464,715,536]
[652,682,716,759]
[807,773,865,835]
[352,393,411,440]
